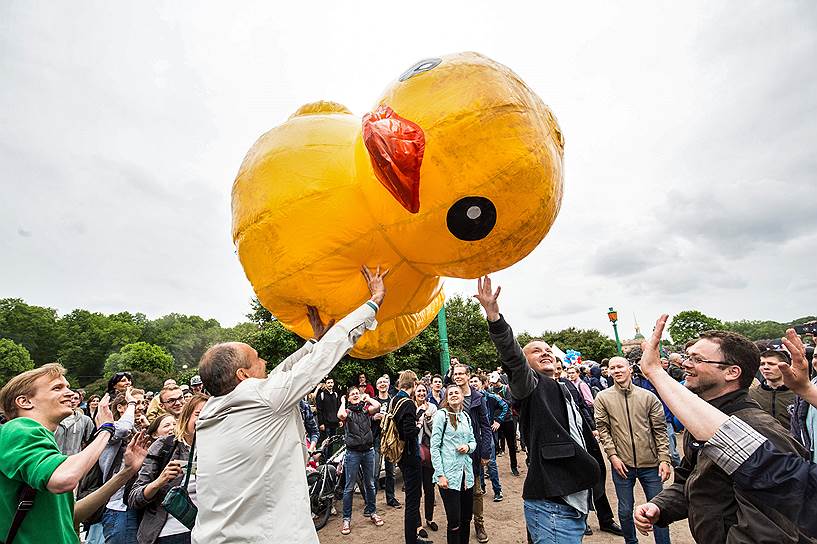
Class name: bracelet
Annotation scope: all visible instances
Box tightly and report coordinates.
[94,423,115,441]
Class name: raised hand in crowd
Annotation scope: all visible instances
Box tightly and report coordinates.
[361,265,388,306]
[95,393,113,426]
[473,275,501,321]
[779,328,817,405]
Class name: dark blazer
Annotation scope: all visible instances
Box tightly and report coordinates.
[488,314,599,500]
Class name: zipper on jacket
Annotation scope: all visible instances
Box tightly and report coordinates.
[624,388,638,468]
[771,389,776,418]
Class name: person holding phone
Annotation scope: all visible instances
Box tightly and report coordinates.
[337,385,382,535]
[128,393,207,544]
[430,385,476,544]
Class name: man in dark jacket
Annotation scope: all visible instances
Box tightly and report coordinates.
[393,370,430,544]
[315,378,341,444]
[636,327,809,544]
[475,277,600,544]
[452,363,493,543]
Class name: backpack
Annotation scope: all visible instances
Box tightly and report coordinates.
[379,397,412,464]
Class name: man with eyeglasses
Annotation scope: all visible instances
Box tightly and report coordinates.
[158,385,185,418]
[635,330,808,544]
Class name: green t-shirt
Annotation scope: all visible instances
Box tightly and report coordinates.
[0,417,78,544]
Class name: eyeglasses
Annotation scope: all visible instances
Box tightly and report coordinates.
[162,396,184,405]
[681,354,727,366]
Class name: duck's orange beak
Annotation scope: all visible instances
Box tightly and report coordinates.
[362,105,425,214]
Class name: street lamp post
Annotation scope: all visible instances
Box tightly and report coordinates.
[438,307,451,376]
[608,307,623,355]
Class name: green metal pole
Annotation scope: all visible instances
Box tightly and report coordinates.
[438,306,450,375]
[612,322,622,355]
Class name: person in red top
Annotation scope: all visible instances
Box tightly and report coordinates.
[358,373,376,398]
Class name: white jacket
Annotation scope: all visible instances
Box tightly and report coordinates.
[192,302,377,544]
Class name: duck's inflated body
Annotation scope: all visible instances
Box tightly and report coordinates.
[232,52,563,358]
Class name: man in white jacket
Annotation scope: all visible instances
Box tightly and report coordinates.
[191,266,387,544]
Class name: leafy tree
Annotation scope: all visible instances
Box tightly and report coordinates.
[241,321,302,371]
[444,295,492,366]
[0,338,35,386]
[668,310,723,344]
[0,298,62,364]
[57,309,142,386]
[105,342,175,376]
[722,320,787,341]
[140,313,226,370]
[246,297,274,326]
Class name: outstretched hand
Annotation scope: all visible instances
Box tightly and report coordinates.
[361,266,388,307]
[306,306,335,342]
[780,329,812,396]
[640,314,669,379]
[95,394,113,426]
[124,430,151,473]
[473,276,501,322]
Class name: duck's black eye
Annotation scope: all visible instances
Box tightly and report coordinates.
[446,196,497,241]
[399,58,442,82]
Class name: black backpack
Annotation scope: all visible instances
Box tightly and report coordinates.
[344,405,374,452]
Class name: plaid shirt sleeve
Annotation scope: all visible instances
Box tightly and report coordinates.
[702,416,768,475]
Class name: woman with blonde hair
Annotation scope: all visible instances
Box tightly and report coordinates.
[128,393,207,544]
[431,386,476,544]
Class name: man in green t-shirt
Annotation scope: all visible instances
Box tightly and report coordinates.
[0,363,129,544]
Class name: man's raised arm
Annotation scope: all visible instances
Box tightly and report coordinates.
[474,276,537,400]
[260,266,387,413]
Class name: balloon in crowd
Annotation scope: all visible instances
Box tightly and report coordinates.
[231,52,565,357]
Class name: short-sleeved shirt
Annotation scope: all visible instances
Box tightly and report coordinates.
[0,417,77,544]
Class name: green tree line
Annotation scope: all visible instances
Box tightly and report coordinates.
[7,295,807,393]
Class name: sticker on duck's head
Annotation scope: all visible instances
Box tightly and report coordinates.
[362,105,425,214]
[399,58,442,82]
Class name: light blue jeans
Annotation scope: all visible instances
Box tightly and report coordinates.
[523,498,586,544]
[612,466,670,544]
[342,447,377,520]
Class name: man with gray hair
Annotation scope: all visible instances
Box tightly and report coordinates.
[191,266,387,544]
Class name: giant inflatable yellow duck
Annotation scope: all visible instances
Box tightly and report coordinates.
[232,52,564,358]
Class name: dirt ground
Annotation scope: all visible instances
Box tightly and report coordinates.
[318,450,695,544]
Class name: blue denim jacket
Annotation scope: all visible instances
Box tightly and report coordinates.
[430,409,476,491]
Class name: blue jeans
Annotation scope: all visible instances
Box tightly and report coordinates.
[523,499,586,544]
[478,441,502,496]
[342,447,377,520]
[666,422,681,467]
[101,507,139,544]
[611,466,670,544]
[374,441,396,502]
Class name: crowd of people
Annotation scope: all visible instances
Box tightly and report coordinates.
[1,269,816,544]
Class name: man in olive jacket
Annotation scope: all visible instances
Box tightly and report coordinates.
[594,356,672,544]
[475,277,599,544]
[635,330,809,544]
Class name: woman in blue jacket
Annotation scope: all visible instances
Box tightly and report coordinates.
[430,386,477,544]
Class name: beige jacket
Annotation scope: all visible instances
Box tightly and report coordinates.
[594,380,670,468]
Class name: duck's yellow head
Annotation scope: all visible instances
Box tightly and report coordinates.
[356,52,564,278]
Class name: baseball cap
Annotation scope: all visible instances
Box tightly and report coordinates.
[488,372,501,383]
[190,375,203,386]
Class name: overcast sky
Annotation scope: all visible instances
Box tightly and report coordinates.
[2,1,815,342]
